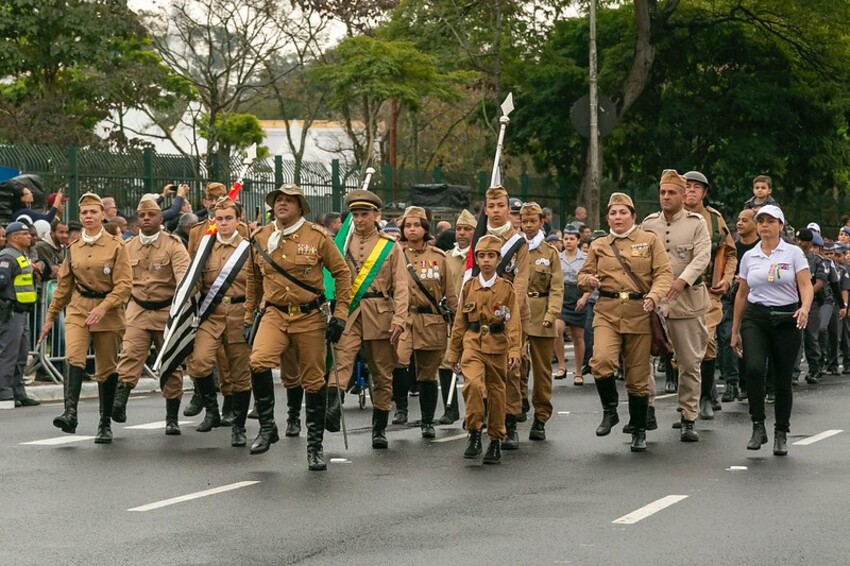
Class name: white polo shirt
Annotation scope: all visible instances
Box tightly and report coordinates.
[739,239,809,307]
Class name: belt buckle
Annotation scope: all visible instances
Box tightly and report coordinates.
[480,324,490,334]
[222,296,232,305]
[288,304,300,316]
[618,292,630,301]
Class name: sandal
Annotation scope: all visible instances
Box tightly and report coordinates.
[552,368,567,380]
[573,375,584,386]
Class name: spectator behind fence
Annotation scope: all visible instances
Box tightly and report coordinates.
[323,212,341,237]
[67,221,82,242]
[13,187,64,225]
[101,195,123,222]
[174,213,198,248]
[35,221,67,281]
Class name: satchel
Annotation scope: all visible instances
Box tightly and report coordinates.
[609,242,672,356]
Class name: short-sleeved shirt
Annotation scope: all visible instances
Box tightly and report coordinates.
[560,249,586,285]
[740,239,809,307]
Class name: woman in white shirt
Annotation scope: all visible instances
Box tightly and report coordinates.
[731,205,813,456]
[556,226,590,384]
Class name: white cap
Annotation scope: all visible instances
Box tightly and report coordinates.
[755,205,785,226]
[806,222,821,233]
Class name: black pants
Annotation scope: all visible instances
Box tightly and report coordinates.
[741,303,802,432]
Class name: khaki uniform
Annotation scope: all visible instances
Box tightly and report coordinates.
[440,246,468,370]
[187,219,250,256]
[577,229,672,396]
[447,276,522,440]
[331,228,409,412]
[46,233,132,380]
[641,209,711,420]
[187,235,252,392]
[524,240,564,422]
[395,244,459,384]
[245,221,351,393]
[116,233,190,399]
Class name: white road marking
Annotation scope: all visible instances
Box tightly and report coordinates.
[726,466,748,471]
[653,393,677,400]
[21,436,96,446]
[612,495,688,525]
[330,458,351,464]
[431,433,468,443]
[124,421,194,430]
[793,429,843,446]
[127,481,260,512]
[557,411,571,415]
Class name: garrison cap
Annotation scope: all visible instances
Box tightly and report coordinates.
[78,192,104,208]
[266,183,311,216]
[345,189,382,211]
[399,206,427,223]
[607,192,634,211]
[520,202,542,217]
[475,234,502,255]
[659,169,687,190]
[205,182,227,200]
[455,209,476,228]
[214,196,238,212]
[485,185,509,202]
[137,196,161,212]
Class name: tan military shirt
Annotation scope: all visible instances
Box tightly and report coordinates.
[577,228,672,334]
[489,225,530,324]
[125,232,190,331]
[447,275,522,361]
[402,243,459,350]
[188,219,250,257]
[526,240,564,337]
[641,208,712,319]
[245,219,351,331]
[197,234,250,344]
[46,233,132,331]
[446,245,468,297]
[345,227,409,341]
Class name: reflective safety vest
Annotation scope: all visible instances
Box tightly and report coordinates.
[2,250,38,305]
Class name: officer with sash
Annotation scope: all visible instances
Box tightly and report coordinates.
[244,184,351,471]
[0,222,40,409]
[327,189,409,450]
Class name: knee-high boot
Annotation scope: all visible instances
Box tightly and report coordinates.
[595,377,620,436]
[305,388,327,471]
[419,381,438,438]
[95,374,118,444]
[438,368,459,424]
[285,386,303,437]
[53,366,85,434]
[392,367,410,424]
[231,390,251,447]
[250,370,279,454]
[194,375,221,432]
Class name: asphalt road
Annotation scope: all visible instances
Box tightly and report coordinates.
[2,363,849,566]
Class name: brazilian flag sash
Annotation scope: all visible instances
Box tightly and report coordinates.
[349,238,394,314]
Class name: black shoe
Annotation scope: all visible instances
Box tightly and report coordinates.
[194,376,221,432]
[773,429,788,456]
[372,409,389,449]
[516,410,528,423]
[502,415,519,450]
[464,430,483,459]
[183,390,203,417]
[722,384,738,403]
[250,370,279,455]
[391,367,410,425]
[805,373,819,384]
[285,386,303,437]
[622,422,635,434]
[421,423,436,439]
[165,399,181,436]
[483,440,502,464]
[646,405,658,431]
[94,374,118,444]
[680,419,699,442]
[581,364,592,376]
[766,392,775,404]
[747,422,768,450]
[594,377,619,436]
[842,366,850,375]
[17,396,40,407]
[248,406,259,419]
[305,389,327,471]
[419,381,438,439]
[738,390,748,401]
[53,366,85,434]
[392,408,408,425]
[220,395,234,427]
[94,418,113,444]
[529,418,546,441]
[111,383,131,423]
[712,399,722,411]
[826,366,839,376]
[630,430,647,452]
[664,378,677,393]
[231,390,251,447]
[699,397,714,420]
[324,388,342,432]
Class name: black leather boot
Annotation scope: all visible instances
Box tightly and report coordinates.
[502,415,519,450]
[664,359,678,393]
[305,388,327,471]
[392,367,410,425]
[95,374,118,444]
[747,422,768,450]
[194,376,221,432]
[773,429,788,456]
[250,370,279,454]
[517,398,530,423]
[372,409,389,449]
[419,381,438,439]
[165,399,181,435]
[231,390,251,447]
[220,395,234,427]
[285,386,303,437]
[111,382,132,423]
[628,394,649,452]
[529,417,546,441]
[183,384,203,416]
[699,359,716,420]
[54,365,85,434]
[482,439,501,464]
[680,418,699,442]
[437,368,459,424]
[594,377,619,436]
[647,405,658,431]
[464,429,482,459]
[324,387,342,432]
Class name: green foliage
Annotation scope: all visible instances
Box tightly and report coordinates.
[198,113,270,158]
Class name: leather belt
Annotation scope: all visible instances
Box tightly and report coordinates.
[527,292,549,297]
[468,321,505,334]
[76,287,108,299]
[268,296,326,316]
[598,290,644,301]
[362,291,392,300]
[410,305,434,314]
[220,296,246,305]
[132,296,172,311]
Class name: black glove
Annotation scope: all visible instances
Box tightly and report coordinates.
[326,316,345,344]
[242,324,253,344]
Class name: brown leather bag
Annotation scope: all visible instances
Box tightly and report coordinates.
[609,242,672,356]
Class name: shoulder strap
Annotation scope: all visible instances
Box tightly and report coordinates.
[403,250,443,313]
[496,237,526,276]
[251,239,322,297]
[609,241,649,295]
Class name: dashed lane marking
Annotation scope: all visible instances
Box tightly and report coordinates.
[21,436,96,446]
[793,429,843,446]
[726,466,748,471]
[653,394,677,400]
[127,481,260,512]
[124,421,195,430]
[431,433,468,443]
[612,495,688,525]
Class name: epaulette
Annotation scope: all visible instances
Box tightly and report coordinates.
[428,245,447,257]
[540,241,556,253]
[191,220,208,229]
[167,232,183,243]
[250,224,267,239]
[310,223,328,236]
[685,211,704,221]
[705,205,723,217]
[643,211,662,222]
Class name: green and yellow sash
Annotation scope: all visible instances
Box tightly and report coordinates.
[349,238,394,314]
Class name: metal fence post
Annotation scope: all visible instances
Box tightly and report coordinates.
[143,147,154,192]
[331,159,342,213]
[520,171,529,202]
[274,155,284,187]
[68,145,79,219]
[478,171,488,201]
[433,166,442,184]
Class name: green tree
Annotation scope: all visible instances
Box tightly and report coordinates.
[198,113,270,164]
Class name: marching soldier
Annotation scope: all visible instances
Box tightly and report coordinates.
[40,192,132,444]
[437,209,476,423]
[111,198,191,433]
[642,170,712,442]
[244,184,350,471]
[482,186,529,450]
[396,206,458,438]
[683,171,737,419]
[326,189,409,450]
[519,202,563,441]
[447,235,522,464]
[187,197,252,443]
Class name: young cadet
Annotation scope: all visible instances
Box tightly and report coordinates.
[519,202,563,441]
[448,235,521,464]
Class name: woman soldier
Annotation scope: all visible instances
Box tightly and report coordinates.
[396,206,459,438]
[40,192,132,444]
[577,193,672,452]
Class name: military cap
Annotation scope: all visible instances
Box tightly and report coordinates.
[796,228,813,242]
[563,225,580,236]
[266,183,311,216]
[591,229,609,241]
[345,189,382,211]
[520,202,542,217]
[813,232,824,247]
[400,206,427,223]
[137,196,161,212]
[485,186,509,202]
[659,169,687,189]
[607,192,634,210]
[475,234,502,254]
[205,182,227,200]
[823,240,835,251]
[78,192,104,208]
[842,226,850,236]
[509,197,523,214]
[683,171,710,188]
[455,209,476,228]
[545,233,560,242]
[834,243,847,253]
[214,196,238,212]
